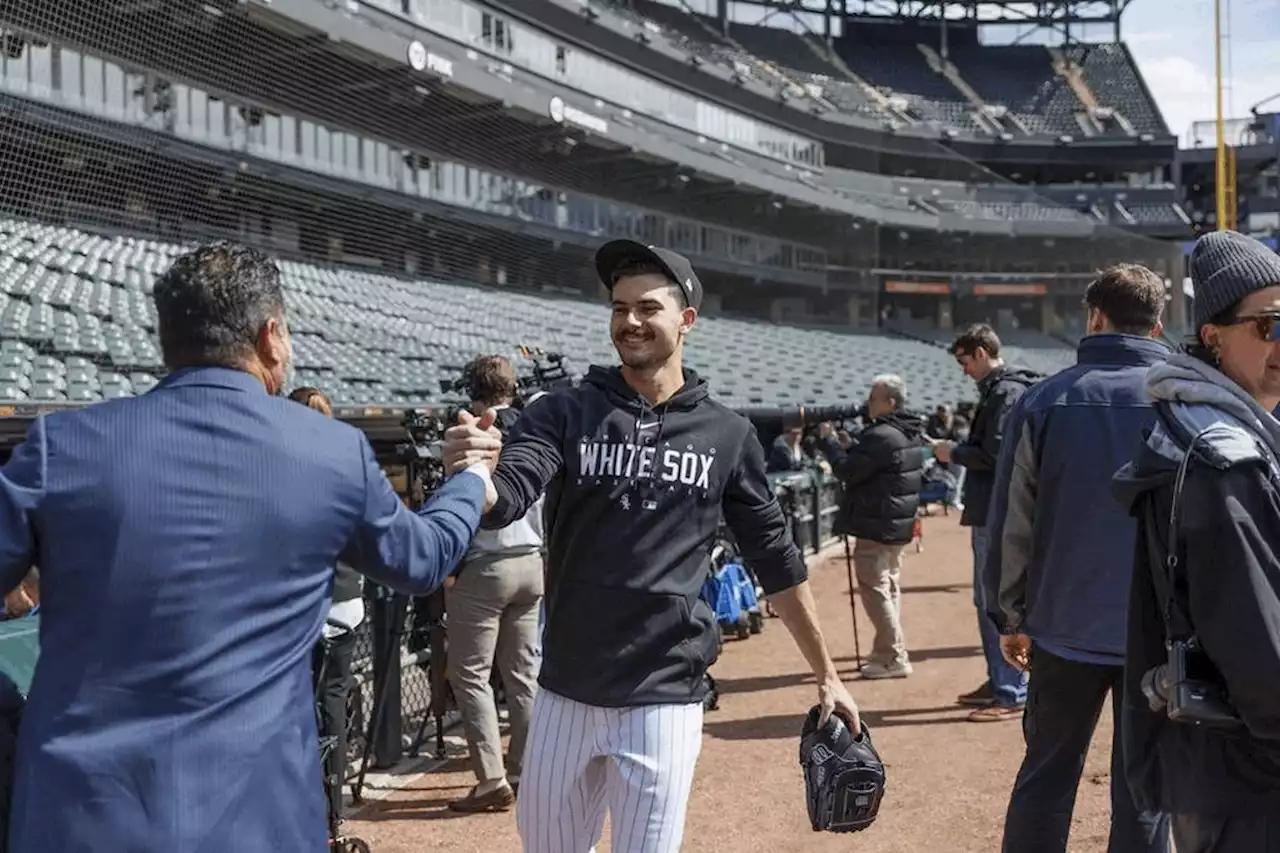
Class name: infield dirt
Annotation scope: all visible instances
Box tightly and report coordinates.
[345,513,1116,852]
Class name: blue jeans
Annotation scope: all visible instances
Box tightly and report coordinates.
[972,526,1028,707]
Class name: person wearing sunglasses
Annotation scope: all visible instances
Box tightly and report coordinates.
[1114,229,1280,853]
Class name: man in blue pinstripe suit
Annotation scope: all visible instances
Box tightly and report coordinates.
[0,243,502,852]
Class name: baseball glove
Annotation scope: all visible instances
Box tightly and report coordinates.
[799,706,885,833]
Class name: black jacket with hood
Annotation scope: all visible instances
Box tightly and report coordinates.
[821,411,927,545]
[1112,355,1280,817]
[484,366,807,707]
[952,365,1043,527]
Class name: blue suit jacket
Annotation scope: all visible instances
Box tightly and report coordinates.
[0,367,485,852]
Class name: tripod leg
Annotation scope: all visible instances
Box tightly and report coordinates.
[435,708,447,760]
[353,593,407,802]
[844,536,862,671]
[408,705,432,758]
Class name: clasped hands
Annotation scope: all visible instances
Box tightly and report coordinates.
[442,410,503,510]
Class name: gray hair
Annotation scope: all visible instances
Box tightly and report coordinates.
[871,373,907,409]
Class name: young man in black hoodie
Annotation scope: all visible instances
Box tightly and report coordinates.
[443,239,859,853]
[932,325,1041,721]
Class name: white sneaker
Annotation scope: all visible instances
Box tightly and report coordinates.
[860,661,913,680]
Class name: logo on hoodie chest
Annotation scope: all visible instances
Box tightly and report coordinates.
[577,440,715,489]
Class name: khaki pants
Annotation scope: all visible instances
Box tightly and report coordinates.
[853,539,908,667]
[446,551,544,783]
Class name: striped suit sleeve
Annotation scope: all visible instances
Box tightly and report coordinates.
[342,433,485,595]
[0,416,45,595]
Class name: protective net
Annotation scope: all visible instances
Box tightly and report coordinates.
[0,0,1184,414]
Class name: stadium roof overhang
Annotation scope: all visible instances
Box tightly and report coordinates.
[833,1,1134,27]
[477,0,1175,171]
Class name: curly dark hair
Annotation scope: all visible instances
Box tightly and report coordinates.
[153,241,286,370]
[465,355,518,406]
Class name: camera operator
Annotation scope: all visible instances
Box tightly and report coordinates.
[446,355,545,814]
[288,386,364,824]
[818,374,925,680]
[1114,231,1280,850]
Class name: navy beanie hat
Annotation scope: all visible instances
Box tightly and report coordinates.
[1191,230,1280,329]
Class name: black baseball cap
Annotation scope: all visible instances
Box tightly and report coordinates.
[594,239,704,311]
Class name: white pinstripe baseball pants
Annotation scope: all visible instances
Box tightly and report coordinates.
[516,688,704,853]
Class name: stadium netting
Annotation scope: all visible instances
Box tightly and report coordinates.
[0,0,1183,409]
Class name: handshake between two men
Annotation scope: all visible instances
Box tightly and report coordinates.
[443,410,504,512]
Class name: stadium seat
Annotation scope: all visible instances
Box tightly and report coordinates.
[0,217,1086,412]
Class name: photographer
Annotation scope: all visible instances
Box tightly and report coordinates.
[446,355,544,814]
[288,387,363,824]
[1114,231,1280,850]
[819,374,925,679]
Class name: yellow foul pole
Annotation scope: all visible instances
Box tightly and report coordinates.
[1214,0,1229,230]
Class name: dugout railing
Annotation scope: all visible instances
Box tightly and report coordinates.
[0,402,842,789]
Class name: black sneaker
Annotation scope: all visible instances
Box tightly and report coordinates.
[957,681,995,707]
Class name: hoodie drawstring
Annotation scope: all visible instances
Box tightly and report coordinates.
[630,399,671,502]
[628,397,651,491]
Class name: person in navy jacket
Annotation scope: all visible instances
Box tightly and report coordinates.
[0,242,499,852]
[983,264,1172,853]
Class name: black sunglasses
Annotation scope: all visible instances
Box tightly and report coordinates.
[1222,313,1280,342]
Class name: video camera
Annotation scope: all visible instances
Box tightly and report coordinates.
[738,403,867,450]
[439,346,574,408]
[513,345,572,404]
[394,409,450,502]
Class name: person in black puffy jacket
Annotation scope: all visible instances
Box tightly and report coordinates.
[819,374,926,680]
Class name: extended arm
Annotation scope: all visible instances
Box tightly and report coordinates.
[0,417,45,596]
[342,435,488,596]
[723,425,857,726]
[1185,465,1280,739]
[483,397,565,529]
